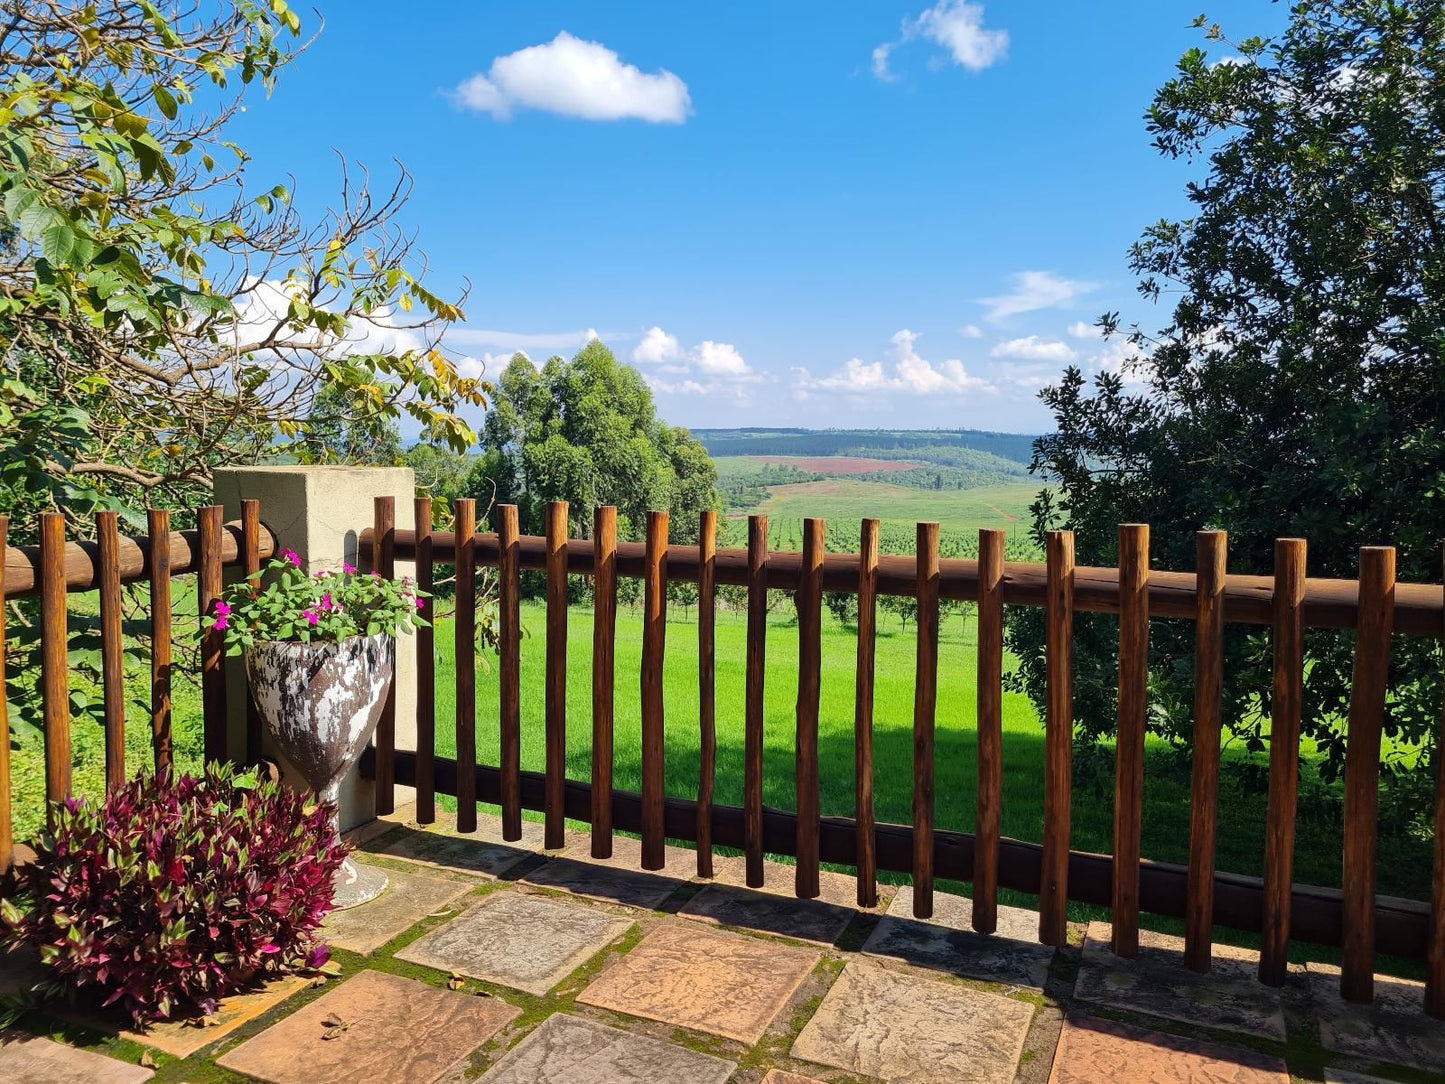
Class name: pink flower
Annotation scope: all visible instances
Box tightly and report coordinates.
[303,609,319,626]
[342,562,357,575]
[212,614,229,630]
[283,549,301,568]
[320,593,333,611]
[215,600,232,616]
[414,596,424,610]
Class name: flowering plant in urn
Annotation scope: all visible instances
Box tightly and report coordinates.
[211,549,427,906]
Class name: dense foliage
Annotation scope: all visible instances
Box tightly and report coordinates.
[472,342,718,541]
[213,553,426,649]
[0,764,343,1025]
[692,427,1037,464]
[1008,2,1445,792]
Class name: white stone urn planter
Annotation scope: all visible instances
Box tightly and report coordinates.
[245,631,394,908]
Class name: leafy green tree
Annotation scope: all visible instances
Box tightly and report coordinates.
[303,384,402,465]
[1008,2,1445,792]
[0,1,486,541]
[472,344,718,541]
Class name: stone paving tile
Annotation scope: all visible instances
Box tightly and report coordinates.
[217,969,519,1084]
[1046,1014,1290,1084]
[862,885,1055,988]
[522,835,695,909]
[398,892,634,995]
[578,921,819,1043]
[1072,922,1296,1042]
[375,812,547,879]
[1306,962,1445,1074]
[322,865,475,954]
[477,1012,736,1084]
[760,1071,829,1084]
[792,960,1034,1084]
[1323,1072,1401,1084]
[712,854,893,910]
[56,975,311,1059]
[0,1031,153,1084]
[680,882,854,945]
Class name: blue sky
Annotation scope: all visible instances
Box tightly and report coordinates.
[230,2,1283,435]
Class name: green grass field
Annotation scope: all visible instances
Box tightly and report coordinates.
[754,477,1034,531]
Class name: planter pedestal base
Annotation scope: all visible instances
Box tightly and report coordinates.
[332,857,389,910]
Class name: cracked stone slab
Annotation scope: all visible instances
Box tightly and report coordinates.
[791,960,1034,1084]
[375,812,547,879]
[477,1013,736,1084]
[712,854,892,910]
[680,882,854,945]
[522,835,695,909]
[578,921,818,1043]
[322,866,475,954]
[0,1032,152,1084]
[1073,922,1298,1042]
[761,1071,829,1084]
[1306,962,1445,1074]
[1047,1015,1290,1084]
[55,974,311,1060]
[218,969,519,1084]
[398,892,633,995]
[862,885,1055,988]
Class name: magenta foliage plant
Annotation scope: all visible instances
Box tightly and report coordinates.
[0,764,345,1025]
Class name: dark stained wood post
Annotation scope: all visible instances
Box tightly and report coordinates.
[745,514,769,887]
[241,499,263,765]
[0,516,11,870]
[1431,548,1445,1020]
[795,517,824,899]
[96,511,127,789]
[1260,537,1307,986]
[974,526,1005,933]
[39,512,71,812]
[1340,545,1396,1003]
[697,508,717,877]
[148,508,173,774]
[1040,529,1075,946]
[454,499,478,834]
[1185,530,1227,972]
[855,518,880,908]
[414,497,436,824]
[912,521,940,918]
[197,504,228,766]
[592,505,619,859]
[641,509,669,869]
[544,500,569,850]
[497,503,522,841]
[371,496,396,815]
[1112,524,1150,957]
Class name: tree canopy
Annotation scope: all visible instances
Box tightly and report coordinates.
[472,343,718,540]
[1009,1,1445,791]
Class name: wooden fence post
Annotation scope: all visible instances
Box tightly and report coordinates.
[974,526,1005,933]
[39,513,71,814]
[697,509,717,877]
[912,521,940,918]
[641,508,668,869]
[1040,529,1075,945]
[1185,530,1227,972]
[855,518,880,908]
[414,497,436,824]
[592,505,618,859]
[745,514,768,887]
[795,517,824,899]
[454,499,477,834]
[545,501,569,850]
[1112,523,1149,956]
[96,511,126,789]
[148,508,173,774]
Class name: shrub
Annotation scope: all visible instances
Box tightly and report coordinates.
[0,764,345,1025]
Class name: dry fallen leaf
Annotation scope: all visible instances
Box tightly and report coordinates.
[319,1012,354,1040]
[310,975,328,988]
[447,973,465,991]
[139,1051,158,1068]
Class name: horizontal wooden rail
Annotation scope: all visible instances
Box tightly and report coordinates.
[364,528,1445,636]
[4,519,277,598]
[372,748,1434,960]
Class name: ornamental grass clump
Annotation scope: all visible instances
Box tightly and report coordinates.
[212,549,426,651]
[0,764,344,1025]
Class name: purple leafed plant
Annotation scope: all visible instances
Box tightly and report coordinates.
[0,763,345,1025]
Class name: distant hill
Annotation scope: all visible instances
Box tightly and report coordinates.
[689,427,1039,467]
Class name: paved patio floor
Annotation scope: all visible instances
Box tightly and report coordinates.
[1,804,1439,1084]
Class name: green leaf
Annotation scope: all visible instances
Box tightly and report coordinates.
[152,85,178,120]
[39,213,76,265]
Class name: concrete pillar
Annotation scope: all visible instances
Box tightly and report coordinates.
[213,466,416,830]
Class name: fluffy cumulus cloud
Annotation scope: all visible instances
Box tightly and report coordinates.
[989,335,1076,362]
[873,1,1008,81]
[451,32,691,123]
[796,329,994,397]
[226,278,425,359]
[977,270,1095,321]
[958,323,983,338]
[1066,321,1096,338]
[631,325,756,396]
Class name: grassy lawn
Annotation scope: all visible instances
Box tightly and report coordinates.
[428,598,1434,916]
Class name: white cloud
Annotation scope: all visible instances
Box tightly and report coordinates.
[989,335,1076,362]
[873,1,1008,81]
[798,329,994,397]
[1066,321,1097,339]
[691,340,750,376]
[227,278,425,359]
[450,32,691,123]
[958,323,983,338]
[446,327,608,353]
[977,270,1095,321]
[633,325,680,365]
